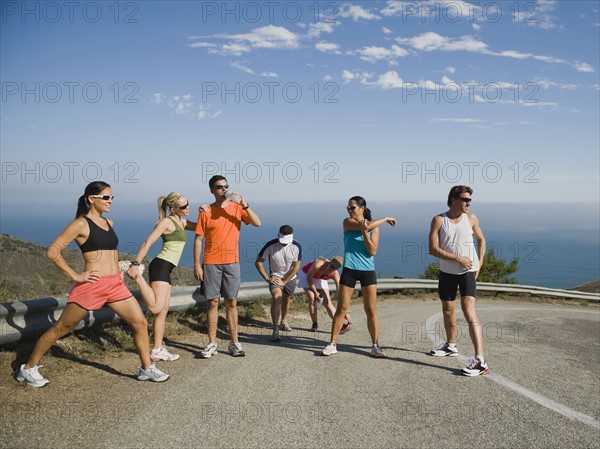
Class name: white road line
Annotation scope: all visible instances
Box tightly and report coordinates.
[425,309,600,430]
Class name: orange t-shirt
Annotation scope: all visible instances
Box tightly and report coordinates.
[195,203,250,264]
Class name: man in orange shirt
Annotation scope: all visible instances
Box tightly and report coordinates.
[194,175,261,358]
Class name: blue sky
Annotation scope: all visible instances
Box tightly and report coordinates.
[1,1,599,234]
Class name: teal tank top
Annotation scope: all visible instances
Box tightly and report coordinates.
[343,230,375,271]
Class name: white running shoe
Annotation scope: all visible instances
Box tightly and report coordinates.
[151,343,180,362]
[321,343,338,356]
[119,260,145,276]
[430,342,459,357]
[228,342,246,357]
[137,363,169,382]
[461,357,490,377]
[197,342,218,359]
[16,364,49,388]
[370,343,387,358]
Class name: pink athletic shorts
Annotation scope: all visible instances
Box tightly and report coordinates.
[67,273,132,311]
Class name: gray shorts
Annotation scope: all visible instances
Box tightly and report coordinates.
[269,278,297,297]
[202,263,241,300]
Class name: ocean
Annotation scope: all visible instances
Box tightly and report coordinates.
[1,217,598,290]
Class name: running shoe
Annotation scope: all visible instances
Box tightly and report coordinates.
[118,260,145,276]
[461,357,489,377]
[430,342,459,357]
[137,363,170,382]
[16,364,49,388]
[272,329,281,342]
[151,343,180,362]
[310,323,319,332]
[340,321,353,334]
[228,342,246,357]
[370,343,387,358]
[321,343,338,356]
[279,321,293,332]
[196,342,218,359]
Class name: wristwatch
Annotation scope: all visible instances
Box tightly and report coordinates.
[130,260,141,266]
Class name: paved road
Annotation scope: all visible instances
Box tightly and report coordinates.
[2,298,599,448]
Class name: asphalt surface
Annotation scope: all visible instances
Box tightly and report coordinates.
[1,298,599,449]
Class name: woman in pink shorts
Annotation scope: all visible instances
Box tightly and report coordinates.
[16,181,170,387]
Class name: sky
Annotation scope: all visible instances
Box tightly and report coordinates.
[1,0,599,236]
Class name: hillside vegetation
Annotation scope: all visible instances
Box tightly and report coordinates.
[0,234,197,302]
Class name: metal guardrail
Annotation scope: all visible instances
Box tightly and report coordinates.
[1,279,597,345]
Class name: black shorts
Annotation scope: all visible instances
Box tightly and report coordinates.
[438,271,477,301]
[149,257,176,284]
[339,267,377,288]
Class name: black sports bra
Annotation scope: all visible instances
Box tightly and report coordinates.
[78,216,119,253]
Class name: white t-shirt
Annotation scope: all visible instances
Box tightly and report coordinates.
[257,239,302,278]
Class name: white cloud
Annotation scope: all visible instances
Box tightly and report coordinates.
[396,32,587,71]
[261,71,279,78]
[356,44,409,62]
[365,70,405,89]
[340,4,380,21]
[324,74,334,81]
[472,23,481,31]
[342,70,355,82]
[150,94,222,120]
[190,25,299,55]
[431,118,483,123]
[383,27,393,34]
[187,41,216,49]
[575,62,595,73]
[316,41,341,54]
[221,43,251,55]
[446,66,456,74]
[307,22,337,39]
[230,61,255,75]
[398,32,489,52]
[224,25,299,49]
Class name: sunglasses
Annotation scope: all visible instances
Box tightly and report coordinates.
[176,202,189,210]
[213,184,229,190]
[91,195,114,200]
[347,206,358,211]
[459,198,472,203]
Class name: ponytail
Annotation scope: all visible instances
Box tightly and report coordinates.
[76,181,111,218]
[348,196,372,221]
[157,196,168,220]
[158,192,184,219]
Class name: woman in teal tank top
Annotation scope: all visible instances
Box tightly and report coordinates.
[321,196,397,358]
[126,192,196,362]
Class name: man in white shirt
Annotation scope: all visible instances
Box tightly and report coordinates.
[428,185,488,376]
[255,225,302,342]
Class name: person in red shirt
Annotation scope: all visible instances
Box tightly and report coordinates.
[193,175,261,358]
